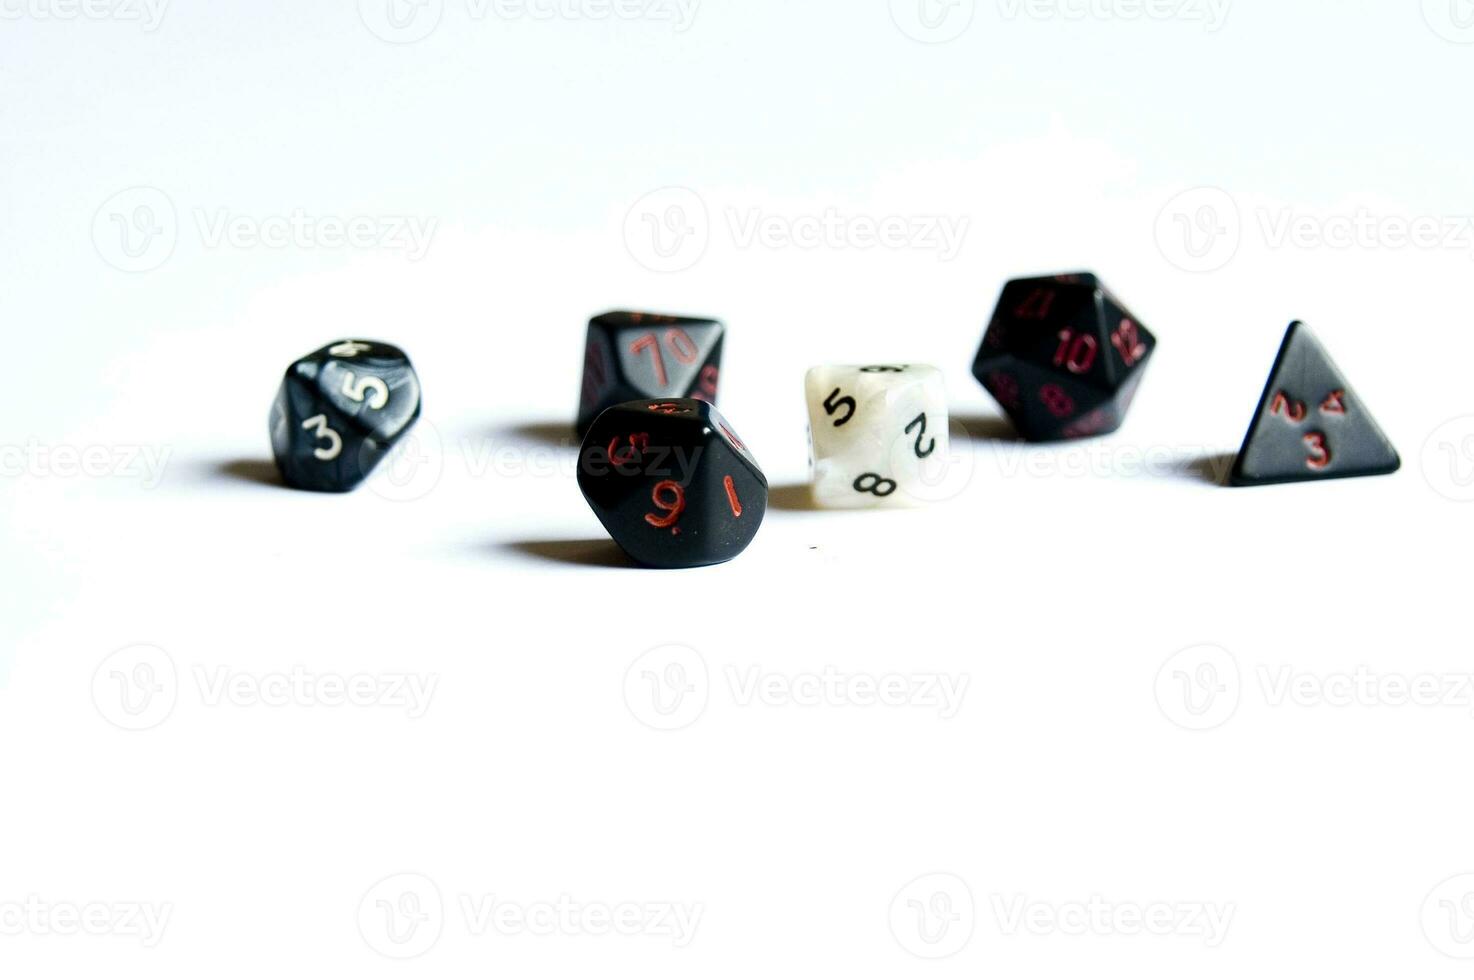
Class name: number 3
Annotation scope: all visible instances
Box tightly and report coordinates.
[341,371,389,410]
[301,415,342,461]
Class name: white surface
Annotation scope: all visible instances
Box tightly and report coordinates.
[805,363,950,506]
[3,2,1474,976]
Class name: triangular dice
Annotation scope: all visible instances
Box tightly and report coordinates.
[1229,322,1400,487]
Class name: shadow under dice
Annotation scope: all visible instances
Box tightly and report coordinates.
[270,340,422,492]
[576,311,723,437]
[578,399,767,569]
[972,272,1156,441]
[804,364,948,508]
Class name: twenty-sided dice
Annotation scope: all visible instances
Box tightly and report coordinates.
[577,311,723,436]
[972,272,1156,441]
[804,364,948,508]
[270,340,422,492]
[1229,322,1400,486]
[578,398,766,568]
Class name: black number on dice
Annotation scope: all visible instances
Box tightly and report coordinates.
[853,473,898,497]
[860,365,905,373]
[904,413,936,458]
[824,388,856,427]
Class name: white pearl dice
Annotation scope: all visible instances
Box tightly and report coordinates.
[804,364,949,508]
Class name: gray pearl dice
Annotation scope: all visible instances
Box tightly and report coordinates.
[270,340,422,492]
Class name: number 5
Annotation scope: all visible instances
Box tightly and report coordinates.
[824,388,856,427]
[341,371,389,409]
[301,415,342,461]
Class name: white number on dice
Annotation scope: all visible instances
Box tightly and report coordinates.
[341,371,390,409]
[301,415,343,461]
[329,341,372,357]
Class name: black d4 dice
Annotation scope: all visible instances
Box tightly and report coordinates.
[270,340,422,492]
[1229,322,1400,487]
[578,399,767,569]
[577,312,723,436]
[971,272,1156,441]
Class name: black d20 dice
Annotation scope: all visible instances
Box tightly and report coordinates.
[972,272,1156,441]
[270,339,422,492]
[576,312,723,436]
[578,398,766,569]
[1229,322,1400,487]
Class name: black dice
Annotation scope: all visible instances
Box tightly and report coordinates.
[270,340,422,492]
[577,312,723,436]
[972,272,1156,441]
[578,399,766,569]
[1229,322,1400,486]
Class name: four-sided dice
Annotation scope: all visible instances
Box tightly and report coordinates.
[577,311,723,437]
[804,365,948,508]
[972,273,1156,441]
[270,340,422,492]
[578,399,767,568]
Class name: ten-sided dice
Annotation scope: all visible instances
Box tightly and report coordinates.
[577,311,723,436]
[270,340,422,492]
[804,364,948,508]
[972,273,1156,441]
[578,398,766,568]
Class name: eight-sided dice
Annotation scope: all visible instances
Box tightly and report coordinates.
[270,340,422,492]
[804,364,948,508]
[971,272,1156,441]
[578,398,766,568]
[577,311,723,436]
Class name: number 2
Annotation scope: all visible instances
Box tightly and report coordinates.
[904,413,936,458]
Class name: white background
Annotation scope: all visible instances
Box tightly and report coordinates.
[3,0,1474,975]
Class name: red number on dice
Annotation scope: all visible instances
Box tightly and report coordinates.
[644,480,687,531]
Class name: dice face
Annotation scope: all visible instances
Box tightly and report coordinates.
[1229,322,1400,486]
[270,340,422,492]
[972,273,1155,441]
[804,364,948,508]
[578,399,767,569]
[577,312,723,436]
